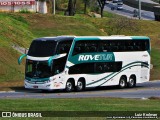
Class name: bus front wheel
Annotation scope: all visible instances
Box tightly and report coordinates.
[65,80,74,92]
[119,76,127,89]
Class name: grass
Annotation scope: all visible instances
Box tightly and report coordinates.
[0,98,160,111]
[0,98,160,120]
[0,13,35,82]
[0,98,159,119]
[24,14,106,37]
[103,11,117,18]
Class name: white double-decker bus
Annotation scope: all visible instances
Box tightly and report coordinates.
[18,36,150,92]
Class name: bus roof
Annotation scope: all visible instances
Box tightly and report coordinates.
[33,36,150,42]
[74,36,150,41]
[33,36,75,42]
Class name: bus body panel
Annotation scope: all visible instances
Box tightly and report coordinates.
[21,36,150,91]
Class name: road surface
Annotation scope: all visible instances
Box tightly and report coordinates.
[104,0,157,20]
[0,80,160,99]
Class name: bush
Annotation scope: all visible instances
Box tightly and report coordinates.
[106,16,139,35]
[19,8,31,13]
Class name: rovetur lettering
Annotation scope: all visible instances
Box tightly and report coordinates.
[78,54,113,61]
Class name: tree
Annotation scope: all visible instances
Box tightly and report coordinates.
[97,0,106,18]
[83,0,90,14]
[106,16,139,35]
[65,0,77,16]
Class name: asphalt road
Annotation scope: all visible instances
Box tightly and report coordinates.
[104,0,157,20]
[0,80,160,99]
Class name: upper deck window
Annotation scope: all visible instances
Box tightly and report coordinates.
[28,40,57,57]
[73,40,98,55]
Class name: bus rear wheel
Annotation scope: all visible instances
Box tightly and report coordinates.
[128,76,136,88]
[76,79,85,92]
[65,80,74,92]
[119,76,127,89]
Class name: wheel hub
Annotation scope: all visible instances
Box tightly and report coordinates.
[77,81,83,89]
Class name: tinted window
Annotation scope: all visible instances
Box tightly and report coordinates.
[95,62,122,73]
[73,40,98,55]
[56,41,73,54]
[68,62,122,74]
[99,40,149,52]
[52,56,67,75]
[28,40,57,57]
[69,63,95,74]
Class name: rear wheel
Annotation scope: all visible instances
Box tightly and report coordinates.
[128,76,136,88]
[76,80,85,91]
[65,80,74,92]
[119,77,127,89]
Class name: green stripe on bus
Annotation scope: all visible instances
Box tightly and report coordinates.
[86,61,149,86]
[131,36,150,40]
[74,37,101,41]
[99,65,149,86]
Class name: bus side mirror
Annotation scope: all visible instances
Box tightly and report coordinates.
[48,53,67,66]
[18,54,27,65]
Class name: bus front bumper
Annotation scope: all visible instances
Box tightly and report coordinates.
[24,80,64,90]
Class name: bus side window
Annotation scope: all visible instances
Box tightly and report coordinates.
[73,41,85,55]
[85,41,98,52]
[73,40,98,55]
[144,41,149,50]
[140,40,149,51]
[95,62,122,73]
[52,56,67,75]
[95,63,104,73]
[99,40,110,52]
[57,41,72,54]
[104,64,110,72]
[59,45,65,53]
[137,41,143,51]
[69,63,94,74]
[99,39,149,52]
[133,40,148,51]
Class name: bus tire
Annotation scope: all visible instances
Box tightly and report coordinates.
[119,76,127,89]
[65,80,74,92]
[128,76,136,88]
[76,79,85,92]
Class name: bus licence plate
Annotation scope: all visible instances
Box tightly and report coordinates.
[33,86,38,88]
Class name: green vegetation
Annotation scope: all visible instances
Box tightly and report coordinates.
[19,8,31,13]
[0,13,34,82]
[0,98,160,111]
[0,97,159,119]
[25,14,106,37]
[0,12,160,86]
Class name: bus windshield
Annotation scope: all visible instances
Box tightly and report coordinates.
[26,60,52,78]
[28,40,57,57]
